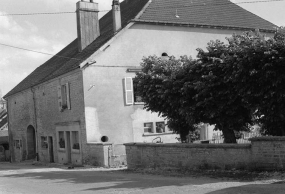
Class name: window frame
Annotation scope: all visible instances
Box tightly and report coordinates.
[143,122,154,133]
[41,136,48,149]
[58,131,66,150]
[57,83,71,112]
[124,77,144,105]
[71,131,80,152]
[143,121,172,136]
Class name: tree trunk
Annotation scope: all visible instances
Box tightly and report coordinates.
[221,128,237,143]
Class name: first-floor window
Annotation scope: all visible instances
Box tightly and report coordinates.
[57,83,71,111]
[58,131,65,149]
[72,131,80,150]
[124,77,143,105]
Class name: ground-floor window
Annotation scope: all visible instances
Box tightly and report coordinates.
[58,131,65,149]
[72,131,80,150]
[143,121,170,134]
[41,136,48,149]
[13,139,22,149]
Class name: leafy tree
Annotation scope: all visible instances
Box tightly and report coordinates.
[135,56,197,142]
[136,28,285,143]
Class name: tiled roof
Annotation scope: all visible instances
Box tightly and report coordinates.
[137,0,277,31]
[4,0,277,98]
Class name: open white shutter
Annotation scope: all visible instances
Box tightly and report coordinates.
[57,85,62,111]
[66,83,71,110]
[124,77,134,105]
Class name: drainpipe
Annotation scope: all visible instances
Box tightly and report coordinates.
[31,87,39,161]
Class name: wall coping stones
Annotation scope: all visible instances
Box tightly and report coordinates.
[124,143,251,149]
[250,136,285,141]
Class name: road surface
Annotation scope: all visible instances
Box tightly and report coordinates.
[0,162,285,194]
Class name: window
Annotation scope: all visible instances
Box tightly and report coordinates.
[57,83,71,111]
[58,131,65,149]
[144,121,169,134]
[72,131,80,150]
[14,139,22,149]
[156,122,166,133]
[41,136,48,149]
[144,123,153,133]
[124,77,143,105]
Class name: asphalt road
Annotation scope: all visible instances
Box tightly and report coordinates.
[0,162,285,194]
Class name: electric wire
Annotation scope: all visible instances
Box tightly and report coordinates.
[0,0,284,16]
[0,42,141,67]
[0,43,82,61]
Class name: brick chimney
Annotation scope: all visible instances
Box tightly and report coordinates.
[112,0,122,33]
[76,0,100,52]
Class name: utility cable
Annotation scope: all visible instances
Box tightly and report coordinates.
[0,43,82,61]
[0,10,110,16]
[0,42,140,68]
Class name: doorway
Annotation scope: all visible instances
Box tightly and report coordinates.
[27,125,36,160]
[48,136,54,163]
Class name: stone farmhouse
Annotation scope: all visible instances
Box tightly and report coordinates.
[4,0,276,166]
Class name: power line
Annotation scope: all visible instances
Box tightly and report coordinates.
[0,43,82,61]
[0,42,139,68]
[0,0,284,16]
[0,10,110,16]
[0,12,75,16]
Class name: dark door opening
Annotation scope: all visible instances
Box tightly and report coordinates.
[27,125,36,160]
[48,136,54,163]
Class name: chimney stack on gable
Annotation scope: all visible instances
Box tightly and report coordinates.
[112,0,122,33]
[76,0,100,52]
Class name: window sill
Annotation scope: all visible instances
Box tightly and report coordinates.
[134,102,144,105]
[143,132,174,137]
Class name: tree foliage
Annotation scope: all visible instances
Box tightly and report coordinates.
[135,28,285,143]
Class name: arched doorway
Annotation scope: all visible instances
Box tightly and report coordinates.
[27,125,36,160]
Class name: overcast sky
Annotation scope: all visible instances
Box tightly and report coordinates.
[0,0,284,96]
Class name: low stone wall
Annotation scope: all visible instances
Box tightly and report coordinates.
[251,137,285,170]
[125,137,285,171]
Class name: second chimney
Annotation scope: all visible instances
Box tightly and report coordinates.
[112,0,122,33]
[76,0,100,52]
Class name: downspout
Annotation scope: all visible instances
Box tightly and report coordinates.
[31,87,39,161]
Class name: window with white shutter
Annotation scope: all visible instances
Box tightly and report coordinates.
[124,77,144,105]
[124,77,134,105]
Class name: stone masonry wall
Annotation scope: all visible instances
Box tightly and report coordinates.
[251,137,285,170]
[125,137,285,171]
[125,143,252,170]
